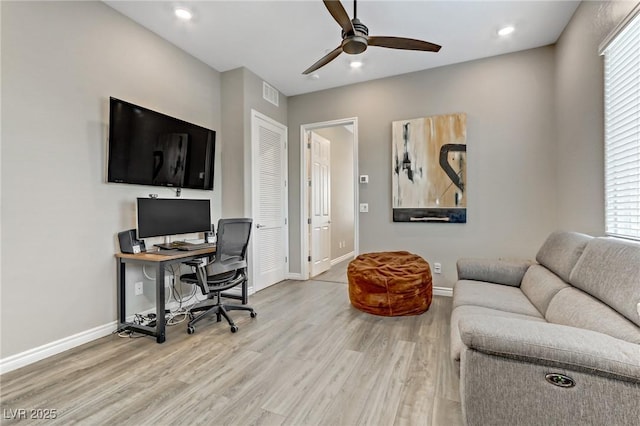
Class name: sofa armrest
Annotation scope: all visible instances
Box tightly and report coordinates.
[456,258,532,287]
[458,315,640,382]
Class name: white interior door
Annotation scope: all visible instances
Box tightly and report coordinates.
[251,111,288,291]
[310,131,331,277]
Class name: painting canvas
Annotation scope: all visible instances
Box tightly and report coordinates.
[392,113,467,222]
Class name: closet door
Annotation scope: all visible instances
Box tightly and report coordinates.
[251,111,288,291]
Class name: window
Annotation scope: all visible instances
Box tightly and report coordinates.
[602,9,640,241]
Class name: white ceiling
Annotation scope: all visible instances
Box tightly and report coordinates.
[105,1,580,96]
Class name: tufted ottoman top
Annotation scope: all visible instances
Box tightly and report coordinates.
[347,251,433,316]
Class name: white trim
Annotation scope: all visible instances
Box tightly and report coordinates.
[300,118,359,280]
[0,322,117,374]
[433,286,453,297]
[599,3,640,54]
[331,251,355,266]
[285,272,304,281]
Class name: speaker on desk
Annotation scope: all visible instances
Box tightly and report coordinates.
[118,229,145,254]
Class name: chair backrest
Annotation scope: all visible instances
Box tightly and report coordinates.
[206,218,252,276]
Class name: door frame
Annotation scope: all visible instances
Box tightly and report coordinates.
[300,117,359,280]
[250,109,289,293]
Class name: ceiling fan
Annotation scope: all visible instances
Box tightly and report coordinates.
[303,0,441,75]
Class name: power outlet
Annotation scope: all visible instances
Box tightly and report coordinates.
[433,263,442,274]
[134,281,144,296]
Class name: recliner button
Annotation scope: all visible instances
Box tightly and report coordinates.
[545,373,575,388]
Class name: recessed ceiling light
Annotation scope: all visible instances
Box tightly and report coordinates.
[350,60,363,69]
[498,26,515,37]
[174,7,192,21]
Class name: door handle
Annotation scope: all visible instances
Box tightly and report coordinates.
[256,224,265,229]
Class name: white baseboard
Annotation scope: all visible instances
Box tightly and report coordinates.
[286,272,304,280]
[0,322,117,375]
[331,251,355,266]
[433,286,453,297]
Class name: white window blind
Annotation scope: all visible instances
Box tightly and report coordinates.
[603,11,640,241]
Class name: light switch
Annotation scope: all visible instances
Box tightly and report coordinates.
[359,203,369,213]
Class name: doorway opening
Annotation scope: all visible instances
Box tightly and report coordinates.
[300,118,359,280]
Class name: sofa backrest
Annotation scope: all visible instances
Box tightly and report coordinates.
[569,237,640,328]
[521,264,570,316]
[545,287,640,344]
[535,231,592,282]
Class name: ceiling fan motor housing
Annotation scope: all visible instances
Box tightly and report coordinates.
[341,18,369,54]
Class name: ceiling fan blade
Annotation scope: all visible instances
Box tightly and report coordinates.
[323,0,355,34]
[368,36,441,52]
[303,46,343,75]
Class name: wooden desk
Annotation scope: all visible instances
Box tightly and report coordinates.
[116,247,216,343]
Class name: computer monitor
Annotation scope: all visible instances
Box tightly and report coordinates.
[137,198,211,238]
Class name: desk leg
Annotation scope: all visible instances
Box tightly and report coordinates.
[156,263,166,343]
[117,259,126,327]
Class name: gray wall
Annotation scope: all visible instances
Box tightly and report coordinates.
[1,1,222,358]
[555,0,638,234]
[289,47,558,286]
[221,69,246,217]
[221,67,288,217]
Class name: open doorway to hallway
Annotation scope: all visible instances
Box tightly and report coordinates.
[301,118,359,280]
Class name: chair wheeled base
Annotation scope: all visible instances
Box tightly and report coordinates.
[187,291,257,334]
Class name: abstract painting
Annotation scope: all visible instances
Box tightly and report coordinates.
[392,113,467,223]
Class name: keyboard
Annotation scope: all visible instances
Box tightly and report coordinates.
[154,241,214,251]
[176,243,215,251]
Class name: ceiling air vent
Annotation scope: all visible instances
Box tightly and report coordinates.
[263,81,279,107]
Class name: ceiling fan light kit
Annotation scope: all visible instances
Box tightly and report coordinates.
[303,0,441,75]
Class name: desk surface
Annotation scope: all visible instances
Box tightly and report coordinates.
[115,246,216,262]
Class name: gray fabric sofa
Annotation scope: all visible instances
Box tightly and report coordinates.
[451,231,640,426]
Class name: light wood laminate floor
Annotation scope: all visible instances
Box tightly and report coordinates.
[1,263,462,425]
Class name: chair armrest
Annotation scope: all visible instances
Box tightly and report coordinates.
[456,258,532,287]
[459,315,640,383]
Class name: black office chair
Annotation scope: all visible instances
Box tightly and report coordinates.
[181,218,256,334]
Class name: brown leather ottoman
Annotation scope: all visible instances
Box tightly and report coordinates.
[347,251,433,316]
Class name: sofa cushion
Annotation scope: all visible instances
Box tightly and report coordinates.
[535,231,592,282]
[520,264,571,316]
[456,258,531,287]
[450,305,547,366]
[453,280,544,318]
[569,237,640,327]
[545,287,640,344]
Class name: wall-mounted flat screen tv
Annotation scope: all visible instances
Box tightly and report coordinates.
[108,97,215,190]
